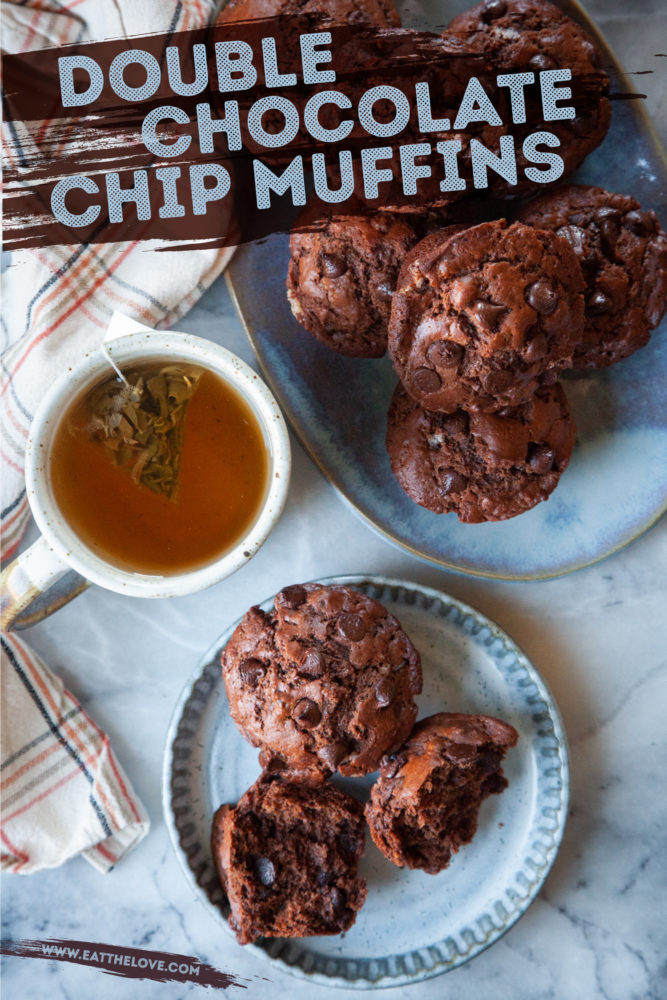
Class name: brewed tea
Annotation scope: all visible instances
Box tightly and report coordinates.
[50,362,269,575]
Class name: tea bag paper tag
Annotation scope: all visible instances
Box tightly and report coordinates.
[104,311,155,345]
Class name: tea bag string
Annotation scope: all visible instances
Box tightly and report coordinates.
[101,341,130,386]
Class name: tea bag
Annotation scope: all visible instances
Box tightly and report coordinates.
[85,365,202,501]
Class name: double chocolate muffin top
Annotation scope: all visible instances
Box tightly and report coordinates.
[365,712,519,873]
[222,583,423,776]
[388,219,585,413]
[447,0,610,197]
[212,773,367,944]
[386,382,576,522]
[287,210,417,357]
[518,184,667,368]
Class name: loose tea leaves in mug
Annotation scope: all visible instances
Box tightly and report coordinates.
[86,365,202,500]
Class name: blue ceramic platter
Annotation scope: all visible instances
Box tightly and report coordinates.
[163,576,569,988]
[226,0,667,580]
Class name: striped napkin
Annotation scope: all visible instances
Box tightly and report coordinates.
[1,0,230,872]
[1,0,232,562]
[1,633,149,874]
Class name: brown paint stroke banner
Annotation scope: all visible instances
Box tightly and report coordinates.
[2,16,608,252]
[0,937,249,989]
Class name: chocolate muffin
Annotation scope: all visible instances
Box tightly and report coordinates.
[287,210,417,357]
[448,0,610,198]
[212,773,367,944]
[388,220,585,413]
[386,381,575,522]
[365,713,518,873]
[222,584,423,776]
[217,0,400,26]
[517,184,667,368]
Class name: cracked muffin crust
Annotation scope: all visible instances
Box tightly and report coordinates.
[212,772,367,943]
[287,210,417,357]
[365,712,519,873]
[388,219,585,413]
[386,381,576,522]
[447,0,610,198]
[517,184,667,368]
[222,583,423,776]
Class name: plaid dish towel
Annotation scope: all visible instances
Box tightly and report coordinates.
[1,632,149,874]
[1,0,231,562]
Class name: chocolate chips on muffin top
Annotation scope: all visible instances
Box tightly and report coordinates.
[287,209,417,357]
[222,583,422,776]
[517,184,667,368]
[386,381,576,522]
[388,220,585,413]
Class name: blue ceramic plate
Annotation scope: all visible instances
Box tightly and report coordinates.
[163,576,569,989]
[226,0,667,580]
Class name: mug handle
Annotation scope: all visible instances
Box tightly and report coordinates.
[0,536,88,632]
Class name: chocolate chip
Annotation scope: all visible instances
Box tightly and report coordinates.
[412,367,442,394]
[441,411,469,436]
[239,658,265,687]
[258,749,284,773]
[529,52,556,72]
[556,224,586,255]
[440,470,467,495]
[319,740,351,771]
[300,649,325,678]
[472,300,506,328]
[623,209,656,237]
[382,752,406,779]
[375,678,395,707]
[292,698,321,728]
[446,743,477,766]
[321,252,347,278]
[279,584,307,608]
[255,856,276,886]
[527,444,555,474]
[526,280,558,316]
[587,290,613,315]
[329,887,347,916]
[337,832,358,858]
[338,612,366,641]
[427,340,464,368]
[597,215,621,257]
[481,369,514,393]
[481,0,506,21]
[525,332,547,362]
[568,212,589,228]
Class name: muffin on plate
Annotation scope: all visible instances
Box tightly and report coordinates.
[212,772,367,943]
[287,209,417,357]
[447,0,610,198]
[365,712,519,873]
[386,381,576,522]
[388,220,585,413]
[517,184,667,368]
[222,583,422,776]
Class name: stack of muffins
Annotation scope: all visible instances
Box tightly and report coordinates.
[212,583,518,944]
[283,0,667,523]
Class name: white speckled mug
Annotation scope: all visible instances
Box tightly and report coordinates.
[0,313,291,630]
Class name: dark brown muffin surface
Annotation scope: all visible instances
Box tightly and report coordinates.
[517,184,667,368]
[287,211,417,357]
[447,0,610,198]
[386,381,576,522]
[365,712,519,873]
[222,584,423,776]
[212,773,367,944]
[388,220,585,413]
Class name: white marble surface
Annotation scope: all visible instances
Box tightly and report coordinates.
[2,4,667,999]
